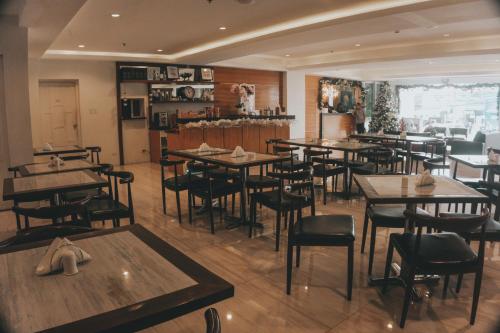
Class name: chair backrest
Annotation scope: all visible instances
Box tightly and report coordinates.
[303,148,329,162]
[385,130,401,135]
[205,308,221,333]
[450,140,483,155]
[105,171,135,223]
[265,138,282,154]
[267,167,314,207]
[407,131,431,137]
[160,158,185,182]
[472,131,486,143]
[0,225,95,248]
[450,127,468,138]
[86,146,102,164]
[433,127,447,135]
[8,166,20,178]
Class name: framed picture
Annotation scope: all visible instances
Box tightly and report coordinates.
[200,67,213,81]
[147,67,161,80]
[166,66,179,80]
[178,68,195,82]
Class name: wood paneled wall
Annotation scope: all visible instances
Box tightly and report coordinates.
[305,75,321,139]
[214,67,284,115]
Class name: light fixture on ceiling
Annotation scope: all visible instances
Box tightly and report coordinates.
[285,54,290,57]
[78,44,85,48]
[157,49,163,52]
[219,26,227,30]
[355,43,361,47]
[111,13,120,18]
[443,33,450,37]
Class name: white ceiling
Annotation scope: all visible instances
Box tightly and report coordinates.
[5,0,500,81]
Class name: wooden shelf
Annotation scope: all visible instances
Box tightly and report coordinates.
[151,100,216,104]
[121,80,217,85]
[122,116,147,120]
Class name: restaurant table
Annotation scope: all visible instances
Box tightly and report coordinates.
[0,224,234,333]
[18,160,100,177]
[2,169,107,202]
[278,138,380,198]
[168,149,289,228]
[449,154,500,184]
[350,133,441,174]
[33,145,86,156]
[354,174,489,298]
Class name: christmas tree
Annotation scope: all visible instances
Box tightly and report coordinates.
[369,81,398,132]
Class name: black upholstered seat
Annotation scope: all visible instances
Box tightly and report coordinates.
[87,198,130,220]
[276,159,310,171]
[163,174,191,191]
[245,175,279,188]
[294,215,354,245]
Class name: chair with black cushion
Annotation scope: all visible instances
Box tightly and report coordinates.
[187,164,242,234]
[410,140,444,174]
[86,146,101,164]
[12,196,92,230]
[361,205,431,276]
[0,225,95,248]
[205,308,221,333]
[249,168,315,251]
[285,191,354,300]
[382,209,490,328]
[348,152,393,194]
[62,163,114,203]
[422,141,449,175]
[450,141,484,188]
[60,153,90,161]
[305,148,346,204]
[272,145,309,172]
[86,171,135,227]
[450,127,468,140]
[160,158,189,223]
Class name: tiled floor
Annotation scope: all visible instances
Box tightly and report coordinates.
[0,162,499,332]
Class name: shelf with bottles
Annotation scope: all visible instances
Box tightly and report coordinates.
[149,85,215,104]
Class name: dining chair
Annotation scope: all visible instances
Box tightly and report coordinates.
[7,166,20,178]
[187,164,242,234]
[204,308,221,333]
[160,158,189,223]
[272,145,309,172]
[86,146,102,164]
[383,209,490,328]
[410,140,445,174]
[85,171,135,227]
[249,167,315,251]
[62,163,114,203]
[450,127,468,140]
[285,191,354,300]
[0,225,95,248]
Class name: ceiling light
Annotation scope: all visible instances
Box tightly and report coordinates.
[219,26,227,30]
[443,33,450,37]
[111,13,120,18]
[157,49,163,52]
[355,43,361,47]
[285,54,290,57]
[78,44,85,48]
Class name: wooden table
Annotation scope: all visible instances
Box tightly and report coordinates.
[449,154,500,183]
[18,160,100,177]
[168,149,289,228]
[350,133,441,174]
[0,224,234,333]
[2,170,107,202]
[33,145,86,156]
[354,174,489,296]
[279,138,380,198]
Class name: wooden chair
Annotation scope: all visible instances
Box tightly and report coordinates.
[285,191,354,300]
[86,146,102,163]
[383,209,490,328]
[62,163,114,203]
[160,158,188,223]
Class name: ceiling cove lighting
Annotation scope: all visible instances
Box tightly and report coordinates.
[111,13,120,18]
[77,44,85,48]
[285,54,291,57]
[46,0,431,60]
[355,43,361,47]
[219,26,227,30]
[157,49,163,52]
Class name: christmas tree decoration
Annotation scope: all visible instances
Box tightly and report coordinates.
[369,81,399,132]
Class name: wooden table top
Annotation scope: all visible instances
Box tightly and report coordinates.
[33,145,86,156]
[180,147,232,157]
[169,149,288,168]
[350,133,440,143]
[2,170,107,201]
[18,160,100,177]
[448,154,500,168]
[354,174,489,204]
[279,138,380,152]
[0,225,233,333]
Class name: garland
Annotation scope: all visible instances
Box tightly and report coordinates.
[183,118,293,129]
[317,77,367,109]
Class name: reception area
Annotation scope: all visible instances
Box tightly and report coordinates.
[0,0,500,332]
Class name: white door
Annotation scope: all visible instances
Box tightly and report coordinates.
[38,81,80,147]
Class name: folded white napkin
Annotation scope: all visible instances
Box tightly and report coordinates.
[488,150,498,162]
[198,143,211,152]
[377,129,384,135]
[43,143,53,151]
[48,156,64,168]
[231,145,246,158]
[36,237,91,276]
[415,170,436,187]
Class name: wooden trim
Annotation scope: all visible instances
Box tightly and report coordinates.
[33,146,86,156]
[0,224,234,333]
[116,62,124,165]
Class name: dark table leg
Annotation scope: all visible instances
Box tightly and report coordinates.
[332,150,351,199]
[405,141,411,174]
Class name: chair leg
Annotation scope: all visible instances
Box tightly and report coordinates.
[175,190,182,224]
[456,273,464,293]
[470,270,483,325]
[161,186,166,215]
[275,210,281,252]
[349,172,354,194]
[231,193,236,215]
[208,197,215,234]
[368,224,377,276]
[347,242,354,301]
[248,196,255,238]
[296,245,301,267]
[323,175,327,205]
[361,206,369,253]
[218,197,223,221]
[382,240,394,294]
[188,192,193,225]
[400,270,415,328]
[286,243,294,295]
[442,274,450,299]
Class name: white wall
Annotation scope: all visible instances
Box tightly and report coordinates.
[286,70,306,138]
[29,59,120,165]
